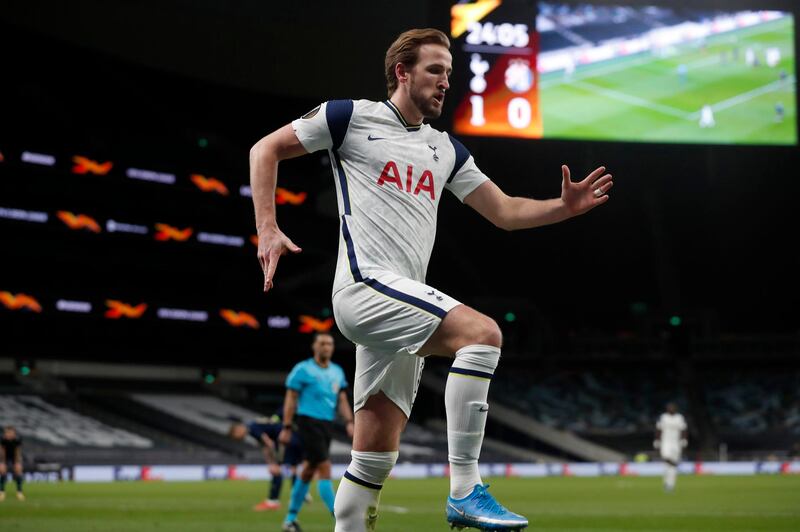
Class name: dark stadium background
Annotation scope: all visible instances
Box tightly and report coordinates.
[1,0,798,462]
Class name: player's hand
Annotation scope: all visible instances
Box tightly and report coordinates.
[560,165,613,216]
[257,225,302,292]
[346,420,354,440]
[268,463,281,476]
[278,428,292,445]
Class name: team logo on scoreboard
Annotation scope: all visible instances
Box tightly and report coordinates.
[470,54,490,94]
[505,59,534,94]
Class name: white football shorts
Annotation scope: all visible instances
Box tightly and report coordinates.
[332,269,461,417]
[660,444,681,463]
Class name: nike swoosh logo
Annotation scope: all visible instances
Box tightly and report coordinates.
[479,407,489,412]
[448,503,466,516]
[367,135,386,141]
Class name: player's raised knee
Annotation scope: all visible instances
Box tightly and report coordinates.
[465,314,502,348]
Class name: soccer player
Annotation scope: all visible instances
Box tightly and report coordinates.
[699,104,715,128]
[0,426,25,501]
[654,402,688,492]
[278,332,354,532]
[228,415,305,511]
[249,28,613,531]
[775,102,785,123]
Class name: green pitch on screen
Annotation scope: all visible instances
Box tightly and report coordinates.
[540,17,797,145]
[2,476,799,531]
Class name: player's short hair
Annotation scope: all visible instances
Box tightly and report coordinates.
[385,28,450,97]
[312,331,334,343]
[227,422,244,438]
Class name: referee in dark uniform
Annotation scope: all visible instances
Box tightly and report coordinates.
[1,426,24,501]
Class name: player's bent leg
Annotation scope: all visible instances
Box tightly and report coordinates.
[422,307,528,530]
[420,305,502,356]
[335,392,404,532]
[352,392,407,452]
[422,306,501,497]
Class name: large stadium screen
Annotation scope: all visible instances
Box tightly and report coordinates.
[450,1,797,145]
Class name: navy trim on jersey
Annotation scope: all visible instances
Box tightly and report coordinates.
[332,151,352,215]
[344,471,382,490]
[328,100,354,214]
[447,134,470,184]
[364,278,447,319]
[383,100,422,132]
[326,99,354,150]
[449,366,494,380]
[340,218,447,317]
[341,216,363,282]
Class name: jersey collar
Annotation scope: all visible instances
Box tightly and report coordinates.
[383,100,423,132]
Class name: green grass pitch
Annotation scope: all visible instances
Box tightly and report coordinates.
[2,475,799,531]
[539,17,797,145]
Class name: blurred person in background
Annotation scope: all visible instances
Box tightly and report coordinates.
[655,402,688,492]
[229,413,305,511]
[0,425,25,501]
[278,332,354,532]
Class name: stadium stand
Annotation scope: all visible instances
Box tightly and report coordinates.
[537,3,732,52]
[2,357,799,465]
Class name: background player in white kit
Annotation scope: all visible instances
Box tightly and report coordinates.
[654,402,688,492]
[249,28,614,531]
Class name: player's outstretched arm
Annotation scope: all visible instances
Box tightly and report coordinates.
[464,165,613,231]
[249,124,308,292]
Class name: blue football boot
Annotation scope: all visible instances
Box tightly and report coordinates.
[446,484,528,531]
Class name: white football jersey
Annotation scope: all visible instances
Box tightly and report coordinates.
[657,412,687,446]
[292,99,489,293]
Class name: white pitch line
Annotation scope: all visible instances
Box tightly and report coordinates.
[539,54,657,90]
[688,75,796,119]
[568,79,691,119]
[382,505,410,514]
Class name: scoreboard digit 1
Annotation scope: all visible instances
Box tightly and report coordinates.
[450,0,541,138]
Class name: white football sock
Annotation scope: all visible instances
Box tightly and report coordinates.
[664,464,677,490]
[334,450,397,532]
[446,344,500,499]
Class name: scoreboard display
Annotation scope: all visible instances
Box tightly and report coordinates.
[451,0,542,138]
[449,1,797,146]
